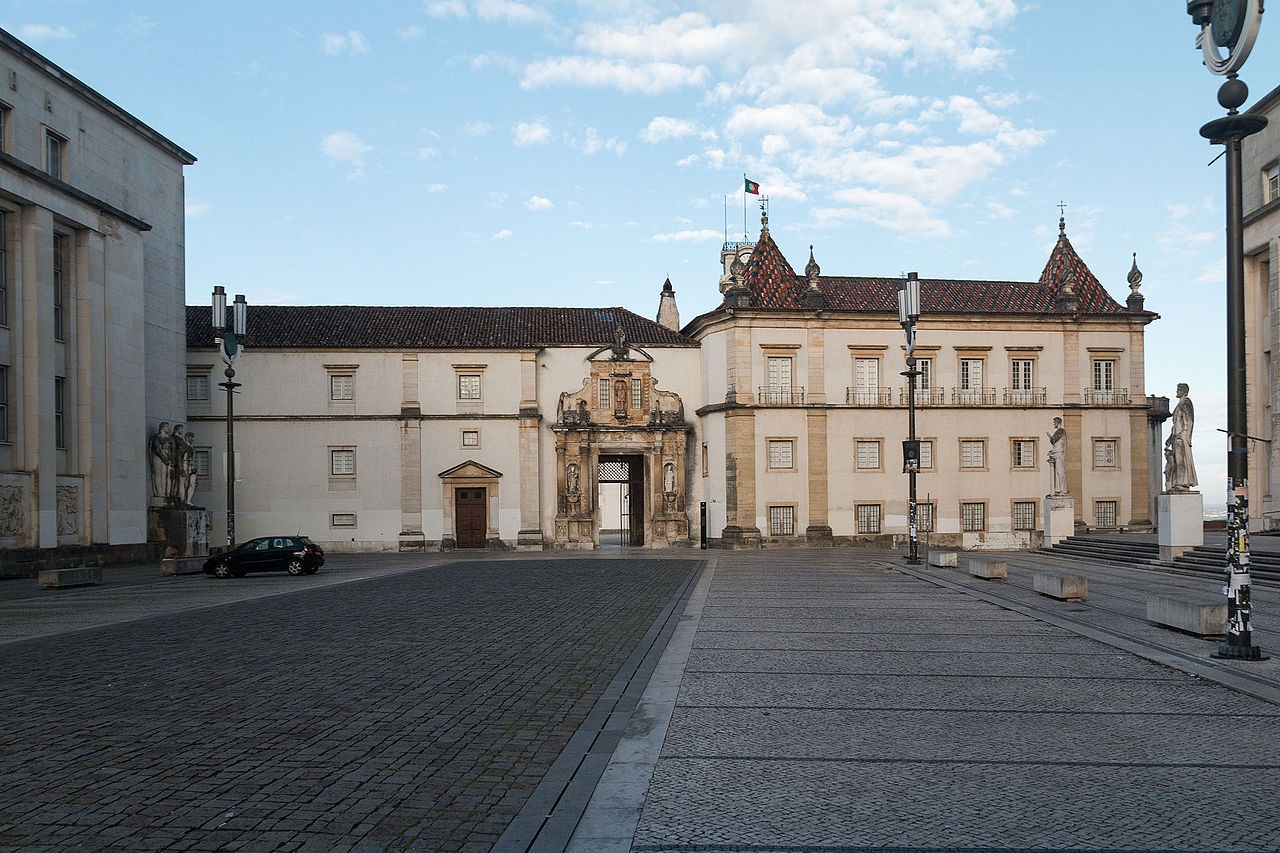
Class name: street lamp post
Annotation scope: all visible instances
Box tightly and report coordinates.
[899,272,922,565]
[211,286,247,550]
[1186,0,1267,659]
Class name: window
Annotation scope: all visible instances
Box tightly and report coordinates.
[856,504,881,534]
[194,449,211,477]
[1093,439,1119,468]
[458,374,481,400]
[853,357,879,403]
[1013,501,1037,530]
[1011,359,1034,390]
[1012,439,1036,469]
[960,358,983,389]
[768,439,793,469]
[599,378,610,407]
[44,129,66,181]
[1267,163,1280,203]
[915,502,935,533]
[1096,501,1118,528]
[768,505,795,536]
[961,502,986,532]
[919,440,933,470]
[913,358,931,390]
[0,105,9,152]
[461,429,479,447]
[53,234,66,341]
[766,356,793,389]
[855,440,881,470]
[701,442,708,477]
[0,210,7,326]
[960,439,985,469]
[0,364,7,442]
[1093,360,1115,391]
[330,448,355,476]
[331,512,357,527]
[187,373,210,402]
[54,376,65,449]
[631,378,642,409]
[330,374,354,401]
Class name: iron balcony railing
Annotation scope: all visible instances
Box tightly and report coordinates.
[1003,387,1047,406]
[846,386,894,405]
[898,386,946,406]
[757,386,806,405]
[952,387,997,406]
[1083,388,1130,405]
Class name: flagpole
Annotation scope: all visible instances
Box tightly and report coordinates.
[723,194,728,244]
[742,173,747,239]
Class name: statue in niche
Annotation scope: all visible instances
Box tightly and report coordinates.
[1166,383,1198,492]
[170,424,191,504]
[1047,417,1069,496]
[149,422,173,503]
[610,326,630,360]
[662,462,677,495]
[614,379,628,411]
[566,463,580,495]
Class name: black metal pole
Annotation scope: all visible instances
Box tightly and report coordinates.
[907,356,919,563]
[1202,82,1267,660]
[222,366,238,549]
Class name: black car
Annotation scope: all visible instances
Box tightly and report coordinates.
[203,536,325,578]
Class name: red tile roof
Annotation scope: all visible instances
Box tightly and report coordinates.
[186,306,699,349]
[724,222,1138,316]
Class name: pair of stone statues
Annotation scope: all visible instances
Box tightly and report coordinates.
[149,422,200,507]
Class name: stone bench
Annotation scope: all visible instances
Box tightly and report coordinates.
[161,556,208,576]
[927,551,957,568]
[1033,572,1087,602]
[1147,594,1227,638]
[968,559,1007,580]
[38,567,102,589]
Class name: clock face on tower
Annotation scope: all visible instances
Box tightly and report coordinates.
[1211,0,1246,49]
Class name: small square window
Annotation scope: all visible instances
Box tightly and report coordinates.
[331,512,357,527]
[330,448,355,476]
[961,502,986,532]
[768,439,793,469]
[960,440,985,469]
[855,440,881,470]
[330,374,354,401]
[458,374,482,400]
[194,449,211,477]
[1094,439,1119,468]
[768,505,794,536]
[462,429,479,447]
[187,373,210,402]
[856,504,881,534]
[1013,501,1036,530]
[1012,439,1036,468]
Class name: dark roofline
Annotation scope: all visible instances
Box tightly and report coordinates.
[0,27,195,165]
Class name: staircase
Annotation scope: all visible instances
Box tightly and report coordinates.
[1040,535,1159,568]
[1166,544,1280,584]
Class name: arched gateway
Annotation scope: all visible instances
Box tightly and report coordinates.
[552,333,691,549]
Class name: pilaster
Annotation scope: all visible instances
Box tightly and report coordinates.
[1064,408,1083,524]
[722,407,761,546]
[805,409,831,543]
[399,354,424,550]
[806,326,825,404]
[22,206,55,548]
[1062,327,1080,405]
[517,352,543,548]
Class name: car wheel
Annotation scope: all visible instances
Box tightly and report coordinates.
[213,561,233,579]
[287,557,305,576]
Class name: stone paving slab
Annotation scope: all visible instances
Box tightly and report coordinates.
[685,647,1172,678]
[692,630,1119,653]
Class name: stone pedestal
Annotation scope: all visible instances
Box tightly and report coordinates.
[148,507,210,559]
[1044,495,1074,546]
[516,529,545,551]
[1158,491,1204,561]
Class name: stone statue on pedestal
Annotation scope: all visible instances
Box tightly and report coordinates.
[1165,383,1198,493]
[149,422,172,504]
[1047,416,1068,496]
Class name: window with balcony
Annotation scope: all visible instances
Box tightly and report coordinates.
[761,355,800,404]
[850,357,882,405]
[956,358,991,404]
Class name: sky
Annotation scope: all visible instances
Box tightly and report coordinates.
[8,0,1280,507]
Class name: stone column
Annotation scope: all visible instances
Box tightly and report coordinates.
[398,354,424,550]
[1063,408,1083,525]
[517,352,543,549]
[805,409,831,543]
[22,206,55,549]
[82,230,108,543]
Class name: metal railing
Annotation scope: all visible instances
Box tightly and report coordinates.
[1083,388,1130,405]
[899,386,946,406]
[757,386,806,405]
[1003,387,1047,406]
[846,386,894,405]
[952,387,997,406]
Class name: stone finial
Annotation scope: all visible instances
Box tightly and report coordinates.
[1055,261,1079,314]
[725,255,749,308]
[1127,252,1145,312]
[760,198,769,232]
[802,245,825,310]
[805,245,820,282]
[656,276,680,330]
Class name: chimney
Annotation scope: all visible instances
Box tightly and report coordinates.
[656,277,680,330]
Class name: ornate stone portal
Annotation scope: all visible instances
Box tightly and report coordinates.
[553,334,691,549]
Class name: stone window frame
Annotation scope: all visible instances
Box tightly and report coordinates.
[461,428,480,449]
[331,512,358,528]
[917,437,936,472]
[1010,437,1038,471]
[186,372,210,402]
[0,102,10,155]
[849,346,887,402]
[0,208,9,328]
[0,364,7,444]
[43,126,67,181]
[855,503,882,535]
[767,503,796,537]
[1011,499,1038,531]
[329,447,357,490]
[1092,437,1121,470]
[54,375,66,450]
[762,347,798,392]
[1093,498,1120,529]
[193,447,211,478]
[914,501,936,534]
[598,377,610,409]
[853,438,883,472]
[1265,160,1280,203]
[456,372,483,400]
[766,436,796,471]
[1091,358,1117,391]
[958,437,987,471]
[960,500,987,533]
[701,442,708,478]
[52,231,68,342]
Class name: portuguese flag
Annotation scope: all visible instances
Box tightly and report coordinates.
[744,177,760,195]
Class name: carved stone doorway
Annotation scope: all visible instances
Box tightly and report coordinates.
[599,455,644,547]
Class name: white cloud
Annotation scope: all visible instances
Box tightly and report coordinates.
[513,120,551,146]
[475,0,549,25]
[320,131,372,180]
[522,57,708,95]
[428,183,448,193]
[526,195,554,211]
[641,116,704,144]
[824,187,952,238]
[492,228,514,239]
[414,146,439,160]
[462,120,493,137]
[652,229,723,243]
[17,24,73,41]
[578,127,626,156]
[425,0,468,18]
[185,201,212,218]
[322,30,370,56]
[397,25,426,39]
[123,14,155,36]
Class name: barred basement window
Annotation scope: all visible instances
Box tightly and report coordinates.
[1096,501,1118,528]
[331,513,357,527]
[1012,439,1036,468]
[768,439,793,469]
[915,502,935,533]
[961,502,986,532]
[187,373,210,401]
[855,440,881,470]
[855,504,881,534]
[960,440,985,469]
[768,505,794,536]
[1013,501,1037,530]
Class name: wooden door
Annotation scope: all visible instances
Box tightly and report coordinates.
[456,488,487,548]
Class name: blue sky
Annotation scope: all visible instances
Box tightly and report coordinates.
[10,1,1280,503]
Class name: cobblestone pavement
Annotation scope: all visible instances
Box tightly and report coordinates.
[0,556,698,852]
[614,550,1280,852]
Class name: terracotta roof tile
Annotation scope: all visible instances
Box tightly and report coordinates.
[186,306,699,349]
